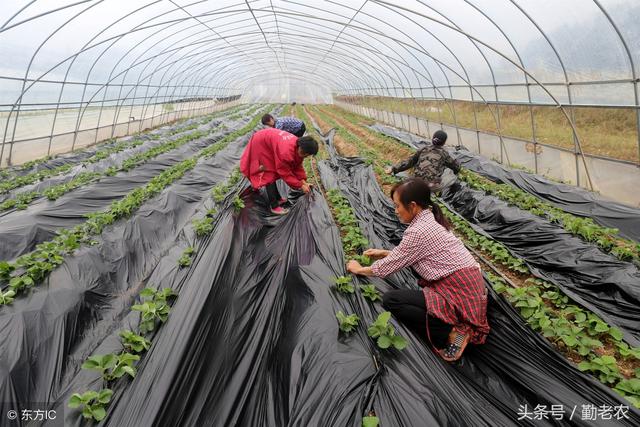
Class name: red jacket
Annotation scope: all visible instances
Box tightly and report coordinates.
[240,128,307,189]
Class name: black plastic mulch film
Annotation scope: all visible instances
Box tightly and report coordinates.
[0,106,257,261]
[368,123,640,243]
[369,124,640,348]
[0,114,638,426]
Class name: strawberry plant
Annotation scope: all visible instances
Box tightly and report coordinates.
[82,353,139,381]
[8,275,34,292]
[0,261,14,280]
[326,188,369,258]
[334,276,355,294]
[323,103,640,405]
[211,185,227,202]
[440,205,530,275]
[68,389,113,421]
[360,284,381,302]
[367,311,408,350]
[66,105,263,422]
[1,105,272,308]
[133,287,177,333]
[178,247,195,267]
[119,330,151,353]
[233,195,245,212]
[614,378,640,407]
[43,172,101,200]
[336,311,360,333]
[0,138,141,206]
[192,217,214,237]
[104,166,118,176]
[0,105,255,213]
[458,169,640,262]
[582,312,610,336]
[362,415,380,427]
[616,342,640,360]
[578,355,623,384]
[0,289,16,305]
[141,286,177,303]
[353,254,372,266]
[108,353,140,380]
[85,211,116,234]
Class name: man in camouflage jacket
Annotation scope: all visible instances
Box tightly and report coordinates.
[387,130,460,191]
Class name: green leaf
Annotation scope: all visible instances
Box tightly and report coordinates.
[574,312,587,323]
[122,365,136,378]
[140,288,156,299]
[360,285,382,302]
[336,311,360,333]
[578,361,592,371]
[520,308,535,319]
[539,317,551,328]
[91,406,107,421]
[594,322,609,333]
[392,335,408,350]
[68,394,83,408]
[82,354,117,372]
[362,416,380,427]
[609,327,624,341]
[562,335,579,347]
[97,389,113,404]
[377,335,392,349]
[375,311,391,326]
[615,378,640,394]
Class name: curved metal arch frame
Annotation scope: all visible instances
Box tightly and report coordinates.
[72,15,442,141]
[0,0,637,190]
[96,33,400,125]
[51,8,416,145]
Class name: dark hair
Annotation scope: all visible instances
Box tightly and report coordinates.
[261,114,274,125]
[297,136,319,155]
[432,130,448,146]
[291,102,297,106]
[390,178,451,230]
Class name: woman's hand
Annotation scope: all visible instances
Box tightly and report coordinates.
[347,260,374,277]
[346,260,362,274]
[363,248,390,259]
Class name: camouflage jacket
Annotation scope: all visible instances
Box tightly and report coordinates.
[391,145,461,183]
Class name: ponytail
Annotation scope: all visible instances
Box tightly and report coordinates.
[429,202,451,231]
[390,178,451,230]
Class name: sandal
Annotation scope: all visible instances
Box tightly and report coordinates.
[438,329,470,362]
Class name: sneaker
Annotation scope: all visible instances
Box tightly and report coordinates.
[278,198,287,206]
[438,329,470,362]
[270,206,289,215]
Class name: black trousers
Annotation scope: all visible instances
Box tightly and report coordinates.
[382,289,452,348]
[265,182,282,209]
[293,123,306,138]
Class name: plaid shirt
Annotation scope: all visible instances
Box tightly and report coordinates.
[371,209,489,343]
[371,209,477,280]
[275,117,303,135]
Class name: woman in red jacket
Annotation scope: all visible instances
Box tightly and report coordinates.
[347,178,489,361]
[240,128,318,214]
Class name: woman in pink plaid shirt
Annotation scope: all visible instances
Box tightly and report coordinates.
[347,178,490,361]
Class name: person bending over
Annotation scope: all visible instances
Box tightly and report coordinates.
[262,113,306,138]
[385,130,460,192]
[347,178,489,361]
[240,128,318,215]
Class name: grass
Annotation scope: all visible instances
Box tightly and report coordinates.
[335,96,640,163]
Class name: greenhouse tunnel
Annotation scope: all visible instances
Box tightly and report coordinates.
[1,1,640,426]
